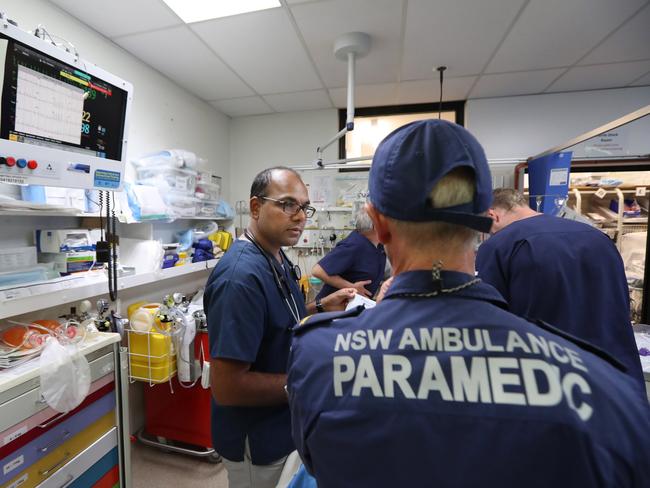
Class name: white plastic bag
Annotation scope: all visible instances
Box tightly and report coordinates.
[39,338,91,413]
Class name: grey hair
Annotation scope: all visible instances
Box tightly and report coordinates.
[355,207,374,232]
[491,188,528,211]
[389,167,477,248]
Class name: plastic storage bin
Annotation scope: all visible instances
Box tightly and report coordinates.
[195,182,221,201]
[128,330,176,383]
[136,166,197,193]
[196,200,219,217]
[197,171,220,184]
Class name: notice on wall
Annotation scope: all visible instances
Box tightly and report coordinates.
[584,131,628,157]
[310,175,335,206]
[335,174,369,207]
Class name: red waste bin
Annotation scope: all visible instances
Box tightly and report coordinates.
[143,330,212,450]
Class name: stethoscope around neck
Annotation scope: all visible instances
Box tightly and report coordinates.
[243,229,302,325]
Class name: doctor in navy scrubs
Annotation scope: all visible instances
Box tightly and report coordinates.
[287,120,650,488]
[312,207,387,300]
[204,166,355,488]
[476,188,645,392]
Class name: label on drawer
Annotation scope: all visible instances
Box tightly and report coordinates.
[3,454,24,475]
[3,426,27,445]
[7,472,27,488]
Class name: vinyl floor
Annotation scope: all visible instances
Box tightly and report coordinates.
[132,440,228,488]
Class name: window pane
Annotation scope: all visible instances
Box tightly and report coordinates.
[345,111,456,158]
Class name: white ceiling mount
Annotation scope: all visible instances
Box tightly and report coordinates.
[333,32,371,61]
[312,32,372,168]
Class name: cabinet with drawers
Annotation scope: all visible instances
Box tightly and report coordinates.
[0,334,130,488]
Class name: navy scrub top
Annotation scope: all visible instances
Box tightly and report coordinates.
[287,270,650,488]
[204,238,307,464]
[476,213,645,391]
[316,230,386,300]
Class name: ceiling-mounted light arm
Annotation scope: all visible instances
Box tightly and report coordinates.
[345,51,356,129]
[315,32,371,168]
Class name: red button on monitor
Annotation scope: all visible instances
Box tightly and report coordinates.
[27,160,38,170]
[5,157,16,167]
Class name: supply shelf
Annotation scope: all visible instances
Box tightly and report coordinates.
[0,209,230,223]
[315,206,353,212]
[0,259,219,320]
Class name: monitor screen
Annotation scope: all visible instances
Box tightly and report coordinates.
[0,34,128,161]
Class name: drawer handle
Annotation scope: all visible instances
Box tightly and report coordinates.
[38,431,71,453]
[39,452,70,476]
[37,412,68,429]
[55,474,74,488]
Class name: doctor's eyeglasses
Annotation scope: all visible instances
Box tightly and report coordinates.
[258,196,316,218]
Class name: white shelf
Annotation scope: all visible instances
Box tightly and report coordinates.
[0,210,230,222]
[0,259,219,319]
[0,333,121,393]
[316,206,353,212]
[0,210,100,218]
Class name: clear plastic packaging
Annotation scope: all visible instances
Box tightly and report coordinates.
[0,263,59,287]
[164,192,198,217]
[133,149,200,170]
[136,166,197,193]
[195,182,221,201]
[196,201,219,218]
[0,247,37,271]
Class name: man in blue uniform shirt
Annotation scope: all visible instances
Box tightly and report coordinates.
[476,188,645,391]
[287,120,650,488]
[312,207,386,299]
[204,167,355,488]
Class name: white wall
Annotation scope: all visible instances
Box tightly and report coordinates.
[229,109,339,208]
[1,0,231,198]
[467,86,650,162]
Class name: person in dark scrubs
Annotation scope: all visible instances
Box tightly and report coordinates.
[476,188,645,392]
[311,207,386,299]
[287,120,650,488]
[204,167,355,488]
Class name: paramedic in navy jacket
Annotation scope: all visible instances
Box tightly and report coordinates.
[204,167,354,488]
[287,120,650,488]
[476,188,645,391]
[312,207,386,299]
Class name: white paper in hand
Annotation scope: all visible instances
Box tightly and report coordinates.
[346,293,376,311]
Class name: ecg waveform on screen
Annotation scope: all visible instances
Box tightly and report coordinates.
[15,65,84,145]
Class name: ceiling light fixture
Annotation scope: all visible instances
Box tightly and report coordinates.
[162,0,281,24]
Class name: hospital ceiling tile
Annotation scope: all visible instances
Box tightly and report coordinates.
[115,26,254,100]
[402,0,526,80]
[291,0,403,88]
[580,3,650,65]
[546,60,650,93]
[397,77,477,104]
[210,97,275,117]
[486,0,646,73]
[192,8,323,94]
[263,90,333,112]
[49,0,182,38]
[469,69,565,99]
[329,83,398,108]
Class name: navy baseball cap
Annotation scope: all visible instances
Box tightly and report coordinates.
[368,119,493,233]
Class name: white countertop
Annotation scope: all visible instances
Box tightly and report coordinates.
[0,332,121,393]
